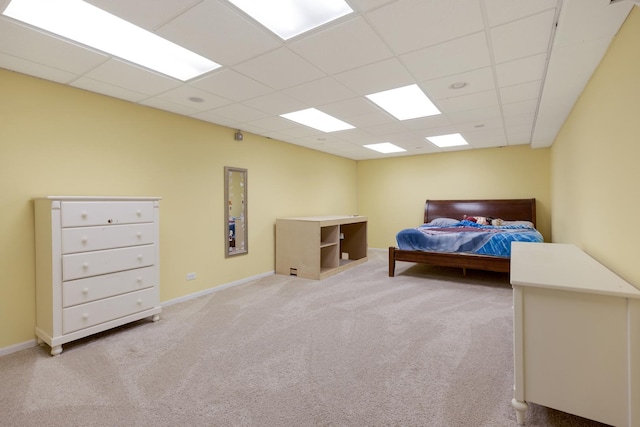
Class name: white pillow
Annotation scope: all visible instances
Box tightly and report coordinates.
[429,217,460,226]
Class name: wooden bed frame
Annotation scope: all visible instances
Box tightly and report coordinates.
[388,198,537,277]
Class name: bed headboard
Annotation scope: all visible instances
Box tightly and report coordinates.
[424,198,537,228]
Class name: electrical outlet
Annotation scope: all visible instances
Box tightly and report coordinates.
[186,272,196,281]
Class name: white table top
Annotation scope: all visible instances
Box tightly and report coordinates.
[511,242,640,298]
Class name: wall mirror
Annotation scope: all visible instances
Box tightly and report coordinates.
[225,166,248,257]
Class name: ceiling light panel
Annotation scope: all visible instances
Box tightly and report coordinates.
[281,108,355,132]
[366,84,441,120]
[426,133,469,148]
[363,142,406,154]
[227,0,353,40]
[2,0,221,81]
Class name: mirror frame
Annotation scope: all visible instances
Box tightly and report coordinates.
[224,166,248,257]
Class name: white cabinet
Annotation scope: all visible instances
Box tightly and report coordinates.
[275,215,368,280]
[34,196,162,355]
[510,242,640,426]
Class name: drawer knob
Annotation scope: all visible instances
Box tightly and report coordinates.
[136,232,142,238]
[136,210,142,216]
[137,299,142,305]
[137,254,143,261]
[82,262,89,269]
[82,288,88,294]
[81,236,88,244]
[137,276,143,283]
[81,211,87,218]
[82,313,89,320]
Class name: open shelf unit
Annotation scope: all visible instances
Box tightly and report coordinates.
[276,215,367,280]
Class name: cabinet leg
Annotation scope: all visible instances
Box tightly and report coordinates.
[50,345,62,356]
[152,314,160,322]
[512,398,528,425]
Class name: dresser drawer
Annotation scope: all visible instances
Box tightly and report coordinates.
[62,223,155,254]
[62,266,156,307]
[62,244,155,281]
[62,287,157,334]
[61,201,154,227]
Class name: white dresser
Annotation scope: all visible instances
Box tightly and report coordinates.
[510,242,640,426]
[34,196,162,356]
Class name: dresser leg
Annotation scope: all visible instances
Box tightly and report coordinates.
[50,345,62,356]
[152,314,160,322]
[512,398,528,425]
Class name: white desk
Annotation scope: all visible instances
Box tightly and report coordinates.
[510,242,640,426]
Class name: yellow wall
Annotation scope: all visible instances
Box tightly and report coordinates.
[551,8,640,286]
[357,145,551,248]
[0,69,357,349]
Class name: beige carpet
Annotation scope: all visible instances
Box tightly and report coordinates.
[1,250,611,426]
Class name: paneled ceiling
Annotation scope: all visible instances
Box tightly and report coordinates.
[0,0,634,159]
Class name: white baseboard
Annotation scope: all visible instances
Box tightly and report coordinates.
[0,339,37,357]
[162,270,275,307]
[0,270,275,357]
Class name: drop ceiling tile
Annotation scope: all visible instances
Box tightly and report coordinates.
[333,58,414,96]
[347,0,397,13]
[506,126,533,145]
[445,106,501,125]
[0,52,76,83]
[491,9,556,64]
[398,114,453,132]
[495,54,547,88]
[233,48,325,90]
[156,0,280,66]
[282,77,357,106]
[321,97,384,120]
[334,129,380,145]
[500,80,541,104]
[289,16,393,75]
[0,19,108,74]
[71,77,148,102]
[455,118,504,133]
[235,123,269,135]
[83,59,183,96]
[140,97,201,116]
[462,128,508,147]
[190,69,273,102]
[435,90,499,114]
[84,0,202,30]
[155,85,232,110]
[420,67,495,100]
[422,125,460,138]
[191,110,242,128]
[242,92,308,115]
[484,0,559,27]
[504,113,534,128]
[341,110,398,128]
[400,32,491,82]
[502,99,537,118]
[206,103,270,123]
[275,123,325,138]
[366,0,484,54]
[240,116,299,132]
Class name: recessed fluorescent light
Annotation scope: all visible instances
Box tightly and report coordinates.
[363,143,406,154]
[366,84,441,120]
[2,0,221,81]
[281,108,354,132]
[227,0,353,40]
[426,133,469,148]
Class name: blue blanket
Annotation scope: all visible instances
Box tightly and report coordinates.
[396,220,543,258]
